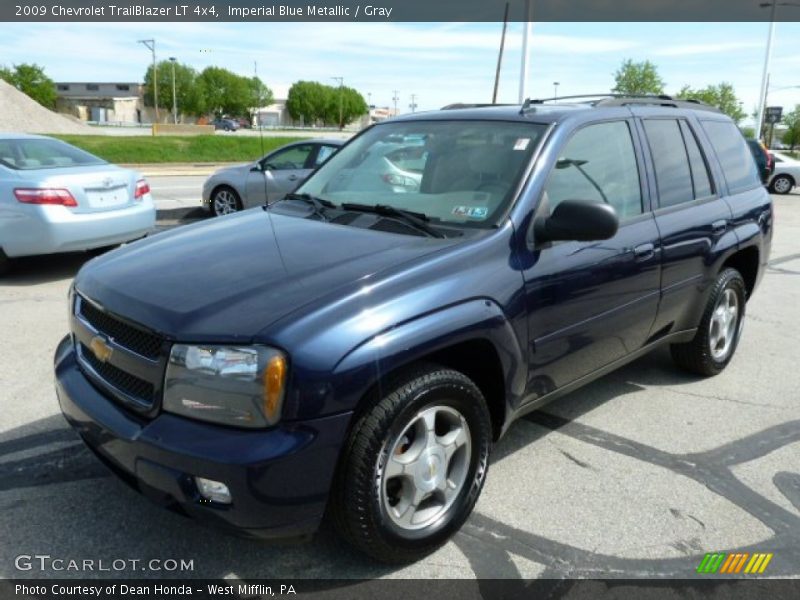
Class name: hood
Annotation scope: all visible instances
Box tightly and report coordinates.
[74,209,456,342]
[211,163,253,178]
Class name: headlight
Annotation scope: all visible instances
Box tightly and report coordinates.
[164,344,287,428]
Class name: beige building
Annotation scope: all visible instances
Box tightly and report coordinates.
[55,82,161,124]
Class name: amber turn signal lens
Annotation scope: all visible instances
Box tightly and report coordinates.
[263,354,287,423]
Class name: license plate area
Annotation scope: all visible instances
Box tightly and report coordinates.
[86,185,129,208]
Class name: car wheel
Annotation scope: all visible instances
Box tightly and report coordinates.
[670,268,746,376]
[769,175,794,195]
[331,365,491,563]
[211,186,242,217]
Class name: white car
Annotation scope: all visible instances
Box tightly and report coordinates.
[768,151,800,195]
[0,133,156,274]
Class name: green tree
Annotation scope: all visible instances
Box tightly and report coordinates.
[676,83,745,123]
[0,63,56,109]
[739,126,755,139]
[143,60,206,119]
[198,67,255,117]
[612,59,665,96]
[246,76,274,122]
[324,86,368,128]
[782,105,800,151]
[286,80,329,125]
[288,81,367,128]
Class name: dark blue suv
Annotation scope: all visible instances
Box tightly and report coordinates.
[55,96,773,563]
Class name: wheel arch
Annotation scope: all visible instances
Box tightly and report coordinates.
[333,299,526,442]
[720,245,759,299]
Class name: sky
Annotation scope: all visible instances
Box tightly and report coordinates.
[1,21,799,124]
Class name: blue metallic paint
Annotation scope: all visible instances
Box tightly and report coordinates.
[57,104,772,538]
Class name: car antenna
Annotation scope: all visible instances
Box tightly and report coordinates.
[254,60,270,209]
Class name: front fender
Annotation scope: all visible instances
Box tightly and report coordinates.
[283,299,526,426]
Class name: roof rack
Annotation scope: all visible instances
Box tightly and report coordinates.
[521,93,721,114]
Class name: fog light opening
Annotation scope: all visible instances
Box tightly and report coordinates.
[195,476,232,504]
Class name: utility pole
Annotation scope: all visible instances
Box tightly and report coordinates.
[755,0,777,141]
[492,2,510,104]
[392,90,400,115]
[409,94,418,113]
[138,39,158,123]
[169,57,177,124]
[331,76,344,129]
[518,0,532,103]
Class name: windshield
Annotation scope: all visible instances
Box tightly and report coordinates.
[297,120,546,228]
[0,138,107,170]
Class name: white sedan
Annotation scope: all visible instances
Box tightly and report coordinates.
[769,151,800,195]
[0,133,156,274]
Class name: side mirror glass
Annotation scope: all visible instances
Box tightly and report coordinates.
[533,199,619,243]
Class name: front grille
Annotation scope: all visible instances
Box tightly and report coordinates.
[80,343,155,404]
[79,298,163,359]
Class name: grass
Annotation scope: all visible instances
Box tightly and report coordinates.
[52,134,304,164]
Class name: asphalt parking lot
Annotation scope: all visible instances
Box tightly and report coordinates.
[1,192,798,581]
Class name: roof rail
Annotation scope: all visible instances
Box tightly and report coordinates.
[522,93,721,113]
[595,96,721,112]
[441,102,514,110]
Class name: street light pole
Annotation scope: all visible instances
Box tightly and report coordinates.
[518,0,533,103]
[755,1,778,141]
[331,76,343,129]
[138,39,158,124]
[169,57,177,124]
[553,82,560,102]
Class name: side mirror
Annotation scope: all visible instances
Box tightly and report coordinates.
[250,163,262,172]
[533,199,619,243]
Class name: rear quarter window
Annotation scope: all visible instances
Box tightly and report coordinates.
[700,120,760,193]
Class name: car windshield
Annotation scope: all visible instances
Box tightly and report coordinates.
[0,138,107,170]
[296,120,547,228]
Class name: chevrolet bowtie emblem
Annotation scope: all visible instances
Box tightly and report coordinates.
[89,335,113,363]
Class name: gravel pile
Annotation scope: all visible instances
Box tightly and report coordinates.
[0,79,93,134]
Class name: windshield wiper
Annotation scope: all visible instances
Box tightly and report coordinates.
[341,203,445,239]
[278,192,336,220]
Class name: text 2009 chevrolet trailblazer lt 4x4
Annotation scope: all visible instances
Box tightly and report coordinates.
[55,95,772,563]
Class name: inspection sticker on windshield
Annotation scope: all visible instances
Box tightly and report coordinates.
[513,138,531,151]
[452,206,489,219]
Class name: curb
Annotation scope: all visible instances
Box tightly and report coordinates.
[122,163,239,177]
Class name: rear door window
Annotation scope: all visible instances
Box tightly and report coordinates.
[700,120,760,193]
[643,119,694,208]
[679,120,714,199]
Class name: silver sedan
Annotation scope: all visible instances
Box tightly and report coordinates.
[201,138,344,217]
[0,133,156,274]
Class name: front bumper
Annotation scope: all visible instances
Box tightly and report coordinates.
[54,335,351,539]
[1,200,155,258]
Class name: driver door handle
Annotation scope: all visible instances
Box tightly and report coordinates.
[633,243,655,261]
[287,174,298,181]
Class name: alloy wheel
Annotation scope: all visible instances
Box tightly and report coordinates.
[212,189,239,216]
[708,288,739,361]
[381,405,472,531]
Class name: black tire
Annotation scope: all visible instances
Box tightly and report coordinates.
[769,175,794,195]
[331,365,492,563]
[0,249,10,276]
[210,186,242,217]
[670,268,747,376]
